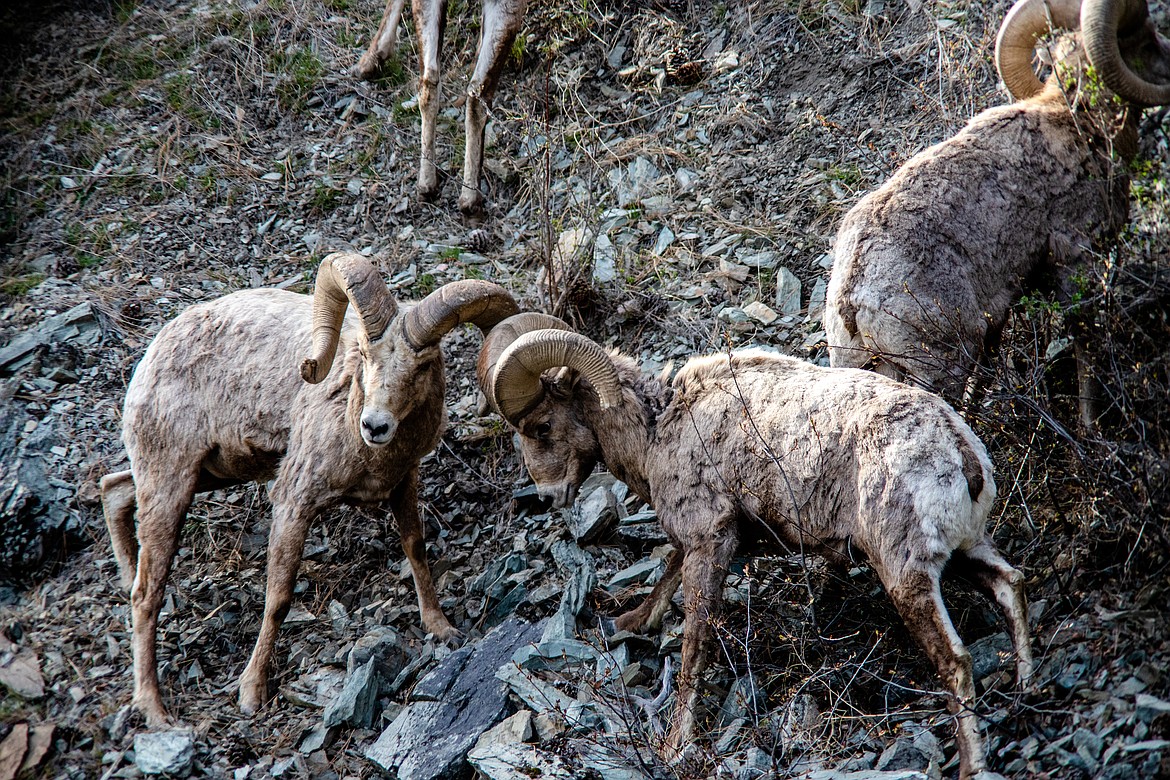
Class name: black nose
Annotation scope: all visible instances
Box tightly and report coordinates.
[362,419,389,438]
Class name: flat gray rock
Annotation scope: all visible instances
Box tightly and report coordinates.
[324,656,378,728]
[364,617,544,780]
[541,541,596,643]
[467,742,572,779]
[134,729,194,776]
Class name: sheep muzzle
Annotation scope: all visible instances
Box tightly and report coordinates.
[359,408,398,447]
[537,480,579,509]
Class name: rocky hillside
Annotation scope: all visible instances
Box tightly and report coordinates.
[1,0,1169,777]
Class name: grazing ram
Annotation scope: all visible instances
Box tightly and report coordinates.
[476,314,1033,779]
[100,252,517,726]
[825,0,1170,426]
[354,0,527,216]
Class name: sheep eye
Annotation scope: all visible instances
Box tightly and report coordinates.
[534,422,552,438]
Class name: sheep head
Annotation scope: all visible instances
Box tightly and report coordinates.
[478,314,623,508]
[996,0,1170,106]
[302,252,518,447]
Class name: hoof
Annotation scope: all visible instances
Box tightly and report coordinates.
[664,740,702,769]
[458,190,485,218]
[416,177,440,203]
[430,624,465,647]
[237,678,266,716]
[352,60,380,81]
[613,608,648,634]
[132,696,174,731]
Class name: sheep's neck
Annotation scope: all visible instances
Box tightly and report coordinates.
[587,380,661,505]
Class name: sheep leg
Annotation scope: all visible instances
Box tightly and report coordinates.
[615,548,682,633]
[101,470,139,592]
[886,567,986,779]
[959,542,1033,686]
[355,0,406,80]
[1073,336,1101,432]
[391,468,461,642]
[664,536,737,761]
[962,317,1007,417]
[129,469,200,728]
[457,0,526,216]
[413,0,446,200]
[238,500,319,715]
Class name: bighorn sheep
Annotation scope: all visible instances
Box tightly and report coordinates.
[477,315,1033,779]
[354,0,527,215]
[100,253,517,726]
[825,0,1170,425]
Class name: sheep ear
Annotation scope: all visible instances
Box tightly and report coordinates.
[545,368,581,400]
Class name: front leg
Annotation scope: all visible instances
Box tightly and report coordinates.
[238,497,321,715]
[391,468,460,641]
[664,532,738,760]
[615,547,682,633]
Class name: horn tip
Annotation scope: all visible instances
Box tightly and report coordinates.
[301,358,323,383]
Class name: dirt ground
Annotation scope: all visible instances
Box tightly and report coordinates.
[2,0,1169,777]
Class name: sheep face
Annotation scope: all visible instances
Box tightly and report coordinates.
[356,332,441,447]
[513,380,601,509]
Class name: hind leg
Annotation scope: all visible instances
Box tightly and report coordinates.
[958,541,1033,686]
[130,467,201,728]
[101,470,138,592]
[884,566,987,779]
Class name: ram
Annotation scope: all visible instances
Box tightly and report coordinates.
[476,314,1033,779]
[825,0,1170,426]
[354,0,527,215]
[100,252,517,726]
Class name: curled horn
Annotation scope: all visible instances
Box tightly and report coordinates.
[402,280,520,350]
[301,252,397,384]
[1082,0,1170,106]
[491,328,623,428]
[477,313,575,415]
[995,0,1085,99]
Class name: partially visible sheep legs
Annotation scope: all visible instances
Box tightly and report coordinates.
[101,470,138,592]
[413,0,447,200]
[130,468,200,729]
[664,535,737,761]
[391,469,460,641]
[959,542,1033,685]
[355,0,406,80]
[457,0,526,216]
[615,548,682,633]
[887,568,986,779]
[238,499,319,715]
[1074,336,1102,432]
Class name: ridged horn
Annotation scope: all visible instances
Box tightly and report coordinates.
[996,0,1085,99]
[491,329,623,428]
[477,313,574,415]
[1083,0,1170,106]
[300,252,397,384]
[402,280,520,350]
